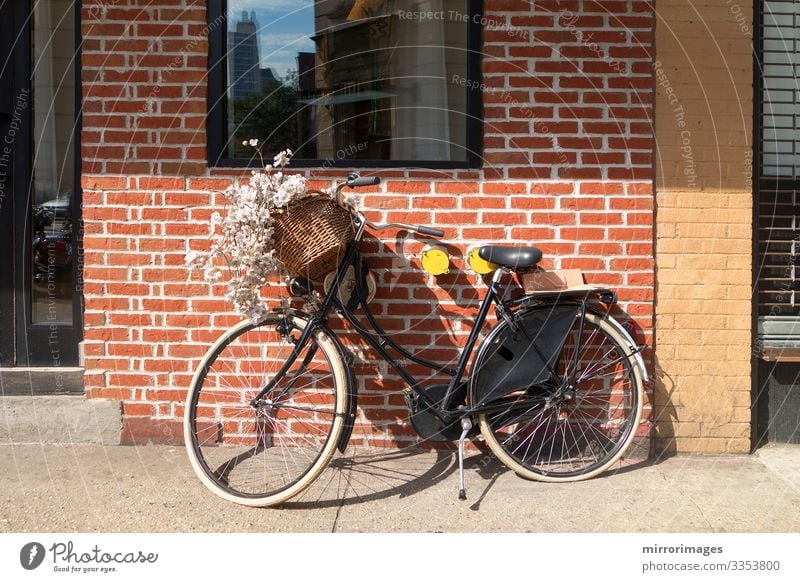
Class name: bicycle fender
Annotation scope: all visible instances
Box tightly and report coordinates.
[270,308,357,453]
[507,297,650,385]
[336,351,358,453]
[585,304,650,384]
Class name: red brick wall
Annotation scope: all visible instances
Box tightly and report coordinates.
[80,0,655,445]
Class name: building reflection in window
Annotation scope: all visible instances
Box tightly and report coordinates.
[227,0,468,162]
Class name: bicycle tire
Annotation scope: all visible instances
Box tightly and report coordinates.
[184,312,348,507]
[478,310,644,482]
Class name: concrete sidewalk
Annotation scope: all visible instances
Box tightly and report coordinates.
[0,442,798,533]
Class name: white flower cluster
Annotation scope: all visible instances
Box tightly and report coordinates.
[186,147,316,321]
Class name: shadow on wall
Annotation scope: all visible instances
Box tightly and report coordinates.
[652,351,679,458]
[330,234,483,447]
[335,235,656,451]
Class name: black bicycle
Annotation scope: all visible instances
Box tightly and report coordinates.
[184,174,648,507]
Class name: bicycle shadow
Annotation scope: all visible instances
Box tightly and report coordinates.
[279,443,507,510]
[280,446,458,509]
[279,444,656,511]
[464,447,654,512]
[340,235,488,442]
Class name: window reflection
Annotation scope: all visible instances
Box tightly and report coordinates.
[227,0,469,162]
[31,0,75,325]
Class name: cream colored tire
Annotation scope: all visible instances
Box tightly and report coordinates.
[184,314,348,507]
[478,312,644,483]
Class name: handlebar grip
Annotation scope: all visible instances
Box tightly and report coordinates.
[417,226,445,238]
[348,176,381,187]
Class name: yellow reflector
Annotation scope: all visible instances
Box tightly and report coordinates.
[467,247,497,274]
[420,245,450,275]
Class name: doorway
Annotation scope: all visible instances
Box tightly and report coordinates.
[0,0,81,367]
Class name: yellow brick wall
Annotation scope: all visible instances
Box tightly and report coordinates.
[654,1,754,453]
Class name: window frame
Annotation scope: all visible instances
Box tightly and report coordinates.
[207,0,484,169]
[754,0,800,355]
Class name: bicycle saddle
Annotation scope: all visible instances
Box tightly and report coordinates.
[478,245,542,270]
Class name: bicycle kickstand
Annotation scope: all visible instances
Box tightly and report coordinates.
[457,416,472,500]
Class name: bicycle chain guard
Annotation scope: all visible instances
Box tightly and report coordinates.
[471,304,581,406]
[407,383,477,442]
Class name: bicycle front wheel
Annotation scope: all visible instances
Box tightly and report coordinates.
[479,311,644,482]
[184,313,348,507]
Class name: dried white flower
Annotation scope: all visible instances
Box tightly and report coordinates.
[190,149,315,318]
[340,194,361,211]
[204,265,222,282]
[184,249,201,269]
[273,149,293,168]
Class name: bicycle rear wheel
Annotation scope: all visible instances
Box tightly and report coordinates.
[478,311,644,482]
[184,313,348,507]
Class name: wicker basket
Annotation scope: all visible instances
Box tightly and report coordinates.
[271,193,354,280]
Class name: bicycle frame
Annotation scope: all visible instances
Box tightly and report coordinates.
[251,210,639,427]
[331,248,507,423]
[186,175,654,507]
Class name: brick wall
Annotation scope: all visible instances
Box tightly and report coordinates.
[80,0,656,445]
[653,1,753,454]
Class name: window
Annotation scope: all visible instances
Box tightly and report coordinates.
[208,0,483,168]
[756,0,800,349]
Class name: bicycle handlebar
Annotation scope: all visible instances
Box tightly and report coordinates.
[334,173,378,201]
[349,176,380,187]
[416,225,446,238]
[364,220,445,238]
[335,174,445,238]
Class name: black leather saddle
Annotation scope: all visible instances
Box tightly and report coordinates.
[478,245,542,271]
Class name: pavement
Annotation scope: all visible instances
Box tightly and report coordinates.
[1,441,799,533]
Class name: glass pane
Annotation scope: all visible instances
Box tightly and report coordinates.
[763,90,795,104]
[31,0,75,325]
[762,1,800,177]
[226,0,469,162]
[763,140,795,153]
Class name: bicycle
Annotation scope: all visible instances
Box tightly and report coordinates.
[183,174,649,507]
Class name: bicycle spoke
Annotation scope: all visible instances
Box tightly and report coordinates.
[185,316,345,504]
[481,310,643,481]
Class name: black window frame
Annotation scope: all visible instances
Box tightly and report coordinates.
[752,0,800,449]
[754,0,800,337]
[207,0,484,169]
